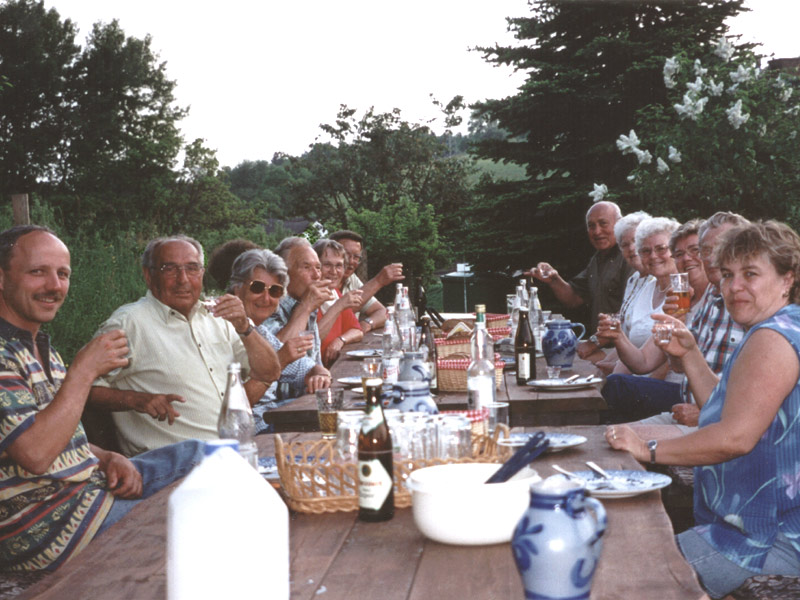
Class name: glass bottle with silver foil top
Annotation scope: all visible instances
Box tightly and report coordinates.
[217,362,258,469]
[358,378,394,522]
[467,304,496,410]
[515,306,536,385]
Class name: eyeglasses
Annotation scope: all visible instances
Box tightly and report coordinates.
[638,244,670,258]
[672,245,701,260]
[249,280,284,298]
[158,263,204,277]
[322,261,345,272]
[347,253,362,263]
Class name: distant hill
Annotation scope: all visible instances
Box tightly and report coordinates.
[469,157,528,185]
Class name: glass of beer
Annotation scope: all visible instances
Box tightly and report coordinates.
[669,273,691,316]
[316,389,344,438]
[362,357,381,393]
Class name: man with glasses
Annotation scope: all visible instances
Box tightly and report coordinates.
[88,235,280,456]
[329,230,404,333]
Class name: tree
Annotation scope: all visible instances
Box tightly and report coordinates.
[466,0,747,275]
[0,0,79,194]
[615,39,800,225]
[284,104,475,241]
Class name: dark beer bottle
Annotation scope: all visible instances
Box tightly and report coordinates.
[358,378,394,522]
[515,306,536,385]
[418,316,439,395]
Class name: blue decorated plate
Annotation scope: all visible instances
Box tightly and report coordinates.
[498,432,588,453]
[568,470,672,499]
[526,376,602,391]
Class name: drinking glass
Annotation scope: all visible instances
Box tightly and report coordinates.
[316,389,344,439]
[546,365,562,379]
[653,322,674,346]
[486,401,510,435]
[606,312,621,331]
[669,273,691,316]
[335,412,363,461]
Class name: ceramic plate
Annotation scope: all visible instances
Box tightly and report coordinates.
[337,375,364,386]
[346,349,383,358]
[569,470,672,499]
[497,432,588,453]
[526,377,603,391]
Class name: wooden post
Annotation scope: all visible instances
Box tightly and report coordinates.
[11,194,30,225]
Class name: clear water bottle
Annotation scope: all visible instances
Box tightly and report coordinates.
[529,286,543,327]
[467,304,496,410]
[217,362,258,469]
[396,286,416,351]
[382,306,401,385]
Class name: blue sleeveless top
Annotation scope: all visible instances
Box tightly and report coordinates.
[694,303,800,571]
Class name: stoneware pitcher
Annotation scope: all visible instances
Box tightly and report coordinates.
[512,478,606,600]
[398,351,431,383]
[541,320,586,368]
[389,380,438,414]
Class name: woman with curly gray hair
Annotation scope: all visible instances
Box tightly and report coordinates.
[228,248,331,433]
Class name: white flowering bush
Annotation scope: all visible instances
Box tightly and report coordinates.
[617,37,800,223]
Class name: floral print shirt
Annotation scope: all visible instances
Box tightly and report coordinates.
[694,303,800,571]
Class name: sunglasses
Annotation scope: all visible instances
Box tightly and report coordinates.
[249,280,284,298]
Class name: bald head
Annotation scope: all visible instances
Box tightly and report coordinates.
[586,202,621,251]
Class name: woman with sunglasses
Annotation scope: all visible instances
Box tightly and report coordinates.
[313,239,365,367]
[228,249,331,432]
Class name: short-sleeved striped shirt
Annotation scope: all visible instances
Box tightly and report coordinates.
[0,317,113,571]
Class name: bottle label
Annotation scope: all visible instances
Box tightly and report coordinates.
[518,354,530,379]
[467,376,495,410]
[361,409,385,434]
[358,455,393,510]
[381,356,399,384]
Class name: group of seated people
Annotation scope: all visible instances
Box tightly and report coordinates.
[534,203,800,598]
[0,225,401,572]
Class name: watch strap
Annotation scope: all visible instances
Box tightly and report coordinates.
[647,439,657,464]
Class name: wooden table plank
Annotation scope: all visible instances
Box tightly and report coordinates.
[19,427,705,600]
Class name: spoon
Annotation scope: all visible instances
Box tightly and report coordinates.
[585,461,612,479]
[552,464,585,482]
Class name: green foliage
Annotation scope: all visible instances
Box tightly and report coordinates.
[347,198,450,290]
[466,0,747,275]
[617,41,800,227]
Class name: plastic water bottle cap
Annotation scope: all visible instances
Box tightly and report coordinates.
[204,439,239,456]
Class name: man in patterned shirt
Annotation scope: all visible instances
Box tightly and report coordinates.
[601,212,748,425]
[0,226,204,571]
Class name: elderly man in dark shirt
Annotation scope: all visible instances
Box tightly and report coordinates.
[530,201,633,356]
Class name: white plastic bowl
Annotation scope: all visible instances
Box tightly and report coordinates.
[406,462,540,545]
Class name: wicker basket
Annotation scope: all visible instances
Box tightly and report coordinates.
[435,327,511,358]
[275,425,509,514]
[437,354,505,392]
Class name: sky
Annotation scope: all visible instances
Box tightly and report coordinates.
[43,0,800,169]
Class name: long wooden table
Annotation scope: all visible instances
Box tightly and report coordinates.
[264,336,607,432]
[19,426,706,600]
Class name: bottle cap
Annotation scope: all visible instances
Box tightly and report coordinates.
[475,304,486,313]
[227,361,242,373]
[204,439,240,456]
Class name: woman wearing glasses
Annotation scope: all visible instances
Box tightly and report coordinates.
[228,249,331,432]
[312,239,364,367]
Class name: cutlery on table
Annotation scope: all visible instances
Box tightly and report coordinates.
[552,464,585,482]
[585,461,612,479]
[563,374,581,384]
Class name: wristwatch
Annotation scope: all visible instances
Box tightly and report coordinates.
[647,439,658,464]
[239,318,256,339]
[589,334,599,345]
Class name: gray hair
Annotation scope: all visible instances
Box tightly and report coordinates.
[586,201,622,225]
[614,211,651,244]
[669,218,705,253]
[635,217,681,253]
[697,211,749,243]
[313,238,345,259]
[141,235,204,269]
[274,236,311,262]
[228,249,288,293]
